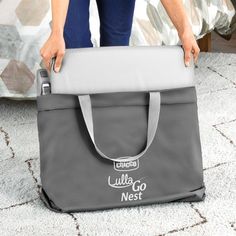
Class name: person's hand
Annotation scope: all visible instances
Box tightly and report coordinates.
[40,32,65,73]
[178,28,200,67]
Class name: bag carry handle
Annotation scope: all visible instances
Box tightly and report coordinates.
[78,92,161,162]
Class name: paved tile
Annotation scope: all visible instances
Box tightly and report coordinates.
[0,199,78,236]
[199,121,236,169]
[0,159,38,209]
[171,163,236,236]
[0,99,37,126]
[170,221,235,236]
[1,122,39,162]
[198,88,236,125]
[210,64,236,85]
[75,203,202,236]
[230,222,236,231]
[197,53,236,68]
[0,127,14,161]
[215,120,236,146]
[27,158,40,182]
[195,66,234,95]
[192,162,236,235]
[25,158,41,195]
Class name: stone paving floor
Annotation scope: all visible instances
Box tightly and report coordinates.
[0,52,236,236]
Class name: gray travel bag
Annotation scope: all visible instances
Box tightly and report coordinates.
[36,46,205,213]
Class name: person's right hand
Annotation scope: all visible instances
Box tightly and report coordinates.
[40,32,65,73]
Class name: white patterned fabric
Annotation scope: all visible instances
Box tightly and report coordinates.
[0,0,235,99]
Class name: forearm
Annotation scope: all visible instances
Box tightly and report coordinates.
[161,0,199,65]
[160,0,191,36]
[51,0,70,35]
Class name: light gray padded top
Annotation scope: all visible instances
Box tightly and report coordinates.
[50,46,195,94]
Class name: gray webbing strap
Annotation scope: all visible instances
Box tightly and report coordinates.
[78,92,161,162]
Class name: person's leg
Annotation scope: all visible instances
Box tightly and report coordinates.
[96,0,136,46]
[64,0,93,48]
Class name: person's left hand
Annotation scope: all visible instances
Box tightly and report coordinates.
[178,28,200,67]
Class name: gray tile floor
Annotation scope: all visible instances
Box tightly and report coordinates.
[0,52,236,236]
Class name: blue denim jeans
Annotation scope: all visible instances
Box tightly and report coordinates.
[64,0,136,48]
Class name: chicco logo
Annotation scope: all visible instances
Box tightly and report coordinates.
[114,160,139,172]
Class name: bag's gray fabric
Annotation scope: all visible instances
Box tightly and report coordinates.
[36,46,205,212]
[37,88,205,212]
[78,92,161,162]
